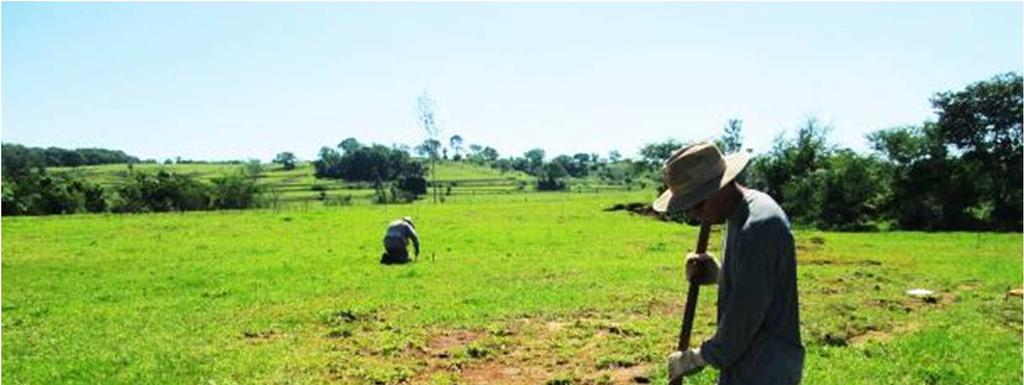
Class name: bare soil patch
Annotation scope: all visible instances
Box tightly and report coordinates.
[427,329,485,356]
[800,259,882,266]
[405,311,661,385]
[849,322,921,346]
[459,361,552,384]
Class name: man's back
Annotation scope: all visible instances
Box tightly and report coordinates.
[382,219,419,264]
[700,188,804,385]
[386,220,416,240]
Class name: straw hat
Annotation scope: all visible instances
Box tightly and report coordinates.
[652,142,750,213]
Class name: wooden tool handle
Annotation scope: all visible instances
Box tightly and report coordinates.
[669,222,711,385]
[695,222,711,254]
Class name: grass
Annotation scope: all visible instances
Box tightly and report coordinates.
[2,191,1021,385]
[429,161,531,182]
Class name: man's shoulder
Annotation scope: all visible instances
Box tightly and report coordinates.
[740,189,791,235]
[387,220,412,231]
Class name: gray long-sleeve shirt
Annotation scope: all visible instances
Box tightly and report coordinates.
[383,220,419,254]
[699,189,804,385]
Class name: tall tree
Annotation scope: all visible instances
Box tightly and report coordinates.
[338,138,362,153]
[720,119,744,154]
[480,147,500,163]
[746,117,832,208]
[608,150,622,163]
[537,162,569,191]
[417,92,443,202]
[639,139,683,170]
[449,135,464,160]
[416,139,442,160]
[273,152,297,171]
[868,123,978,230]
[931,72,1022,230]
[523,148,546,175]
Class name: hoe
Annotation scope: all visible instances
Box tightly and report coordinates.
[669,222,711,385]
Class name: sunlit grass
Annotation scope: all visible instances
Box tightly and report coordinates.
[3,192,1021,384]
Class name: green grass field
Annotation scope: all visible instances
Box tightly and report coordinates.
[3,191,1021,385]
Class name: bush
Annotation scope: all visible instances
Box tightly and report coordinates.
[536,162,568,191]
[112,171,211,213]
[313,144,424,183]
[1,171,108,216]
[536,178,566,191]
[210,174,263,209]
[396,176,427,195]
[273,152,297,171]
[314,140,428,202]
[242,160,263,178]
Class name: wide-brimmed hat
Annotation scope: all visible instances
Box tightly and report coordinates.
[652,142,750,213]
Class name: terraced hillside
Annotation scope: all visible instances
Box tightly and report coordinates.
[50,161,635,206]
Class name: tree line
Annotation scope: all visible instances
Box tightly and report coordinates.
[688,73,1020,232]
[3,73,1018,231]
[397,73,1021,231]
[1,143,141,173]
[313,138,428,203]
[2,168,264,216]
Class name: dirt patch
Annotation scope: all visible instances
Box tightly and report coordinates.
[408,311,660,384]
[607,365,654,384]
[427,329,485,357]
[604,202,674,221]
[849,322,921,346]
[456,360,653,385]
[800,258,882,266]
[595,322,642,337]
[1005,288,1024,299]
[795,236,827,254]
[867,298,913,313]
[321,308,383,326]
[905,292,956,307]
[459,360,552,384]
[241,329,278,341]
[848,330,894,345]
[408,330,489,383]
[637,297,685,317]
[546,321,567,332]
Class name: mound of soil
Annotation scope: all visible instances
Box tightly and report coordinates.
[604,202,671,221]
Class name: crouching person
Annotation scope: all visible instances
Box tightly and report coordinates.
[381,216,419,265]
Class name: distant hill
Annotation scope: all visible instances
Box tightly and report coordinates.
[49,161,548,205]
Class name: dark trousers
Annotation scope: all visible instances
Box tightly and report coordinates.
[381,238,409,265]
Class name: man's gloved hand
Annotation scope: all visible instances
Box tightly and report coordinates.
[685,253,720,286]
[667,348,706,381]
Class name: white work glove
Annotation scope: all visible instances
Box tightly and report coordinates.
[667,347,706,381]
[685,253,720,286]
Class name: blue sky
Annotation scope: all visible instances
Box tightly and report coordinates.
[3,2,1021,162]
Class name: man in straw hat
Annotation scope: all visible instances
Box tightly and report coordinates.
[658,142,804,385]
[380,216,420,265]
